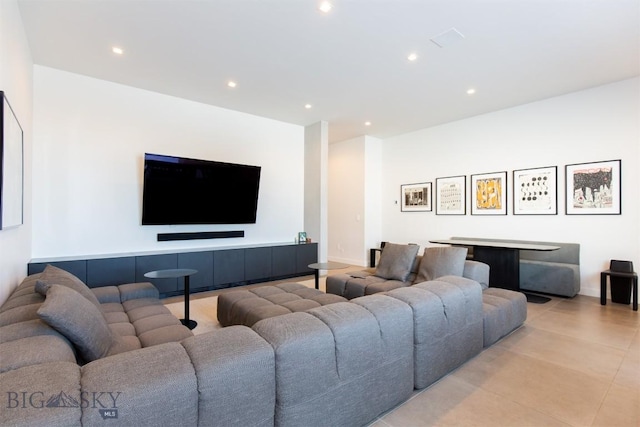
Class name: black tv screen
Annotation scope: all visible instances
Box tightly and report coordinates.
[142,153,261,225]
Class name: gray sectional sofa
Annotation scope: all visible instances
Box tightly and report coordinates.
[1,247,526,427]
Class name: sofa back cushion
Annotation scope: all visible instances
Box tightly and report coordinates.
[415,246,468,283]
[375,243,420,282]
[38,264,102,309]
[37,284,114,362]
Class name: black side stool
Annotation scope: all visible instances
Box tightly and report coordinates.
[600,260,637,311]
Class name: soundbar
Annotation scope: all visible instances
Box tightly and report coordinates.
[157,231,245,241]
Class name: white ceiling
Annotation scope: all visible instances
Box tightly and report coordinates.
[17,0,640,144]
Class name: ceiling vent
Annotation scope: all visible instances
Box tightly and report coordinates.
[430,28,465,48]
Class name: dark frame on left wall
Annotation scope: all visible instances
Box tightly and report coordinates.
[0,90,24,230]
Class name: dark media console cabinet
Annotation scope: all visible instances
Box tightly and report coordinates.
[28,242,318,298]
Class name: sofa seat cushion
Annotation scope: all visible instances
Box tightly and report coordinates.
[104,311,129,324]
[133,314,182,335]
[109,322,137,337]
[100,302,125,313]
[138,325,194,347]
[0,319,64,344]
[217,283,347,327]
[482,288,527,347]
[0,335,76,373]
[344,276,409,299]
[0,292,44,312]
[0,303,41,326]
[118,282,160,301]
[326,269,416,299]
[37,284,114,362]
[122,297,163,312]
[107,334,142,356]
[91,285,122,304]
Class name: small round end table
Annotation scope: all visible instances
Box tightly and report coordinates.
[144,268,198,329]
[308,262,350,290]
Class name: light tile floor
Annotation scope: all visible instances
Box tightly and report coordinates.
[164,270,639,427]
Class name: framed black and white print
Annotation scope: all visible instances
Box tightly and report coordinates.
[565,160,621,215]
[401,182,432,212]
[513,166,557,215]
[435,175,466,215]
[0,91,24,230]
[471,171,507,215]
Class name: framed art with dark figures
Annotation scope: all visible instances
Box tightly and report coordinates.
[565,159,621,215]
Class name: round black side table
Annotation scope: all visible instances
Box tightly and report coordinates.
[144,268,198,329]
[308,262,350,290]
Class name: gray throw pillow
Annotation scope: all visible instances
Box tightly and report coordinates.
[38,264,102,309]
[375,243,420,281]
[37,284,113,362]
[415,246,468,283]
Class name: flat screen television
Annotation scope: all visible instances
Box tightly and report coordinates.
[142,153,261,225]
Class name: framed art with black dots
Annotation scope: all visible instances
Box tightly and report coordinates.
[513,166,557,215]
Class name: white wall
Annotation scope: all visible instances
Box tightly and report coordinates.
[363,136,382,262]
[328,135,382,266]
[304,121,328,261]
[32,66,305,258]
[380,78,639,297]
[329,136,366,265]
[0,0,33,305]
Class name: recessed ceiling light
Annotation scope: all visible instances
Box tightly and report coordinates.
[112,47,124,55]
[227,81,237,88]
[407,53,418,61]
[467,88,476,95]
[305,104,312,109]
[318,1,333,13]
[364,121,372,126]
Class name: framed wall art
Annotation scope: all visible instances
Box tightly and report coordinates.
[565,159,621,215]
[0,91,24,230]
[513,166,557,215]
[435,175,466,215]
[471,171,507,215]
[401,182,432,212]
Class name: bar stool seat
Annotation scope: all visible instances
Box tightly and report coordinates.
[600,260,637,311]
